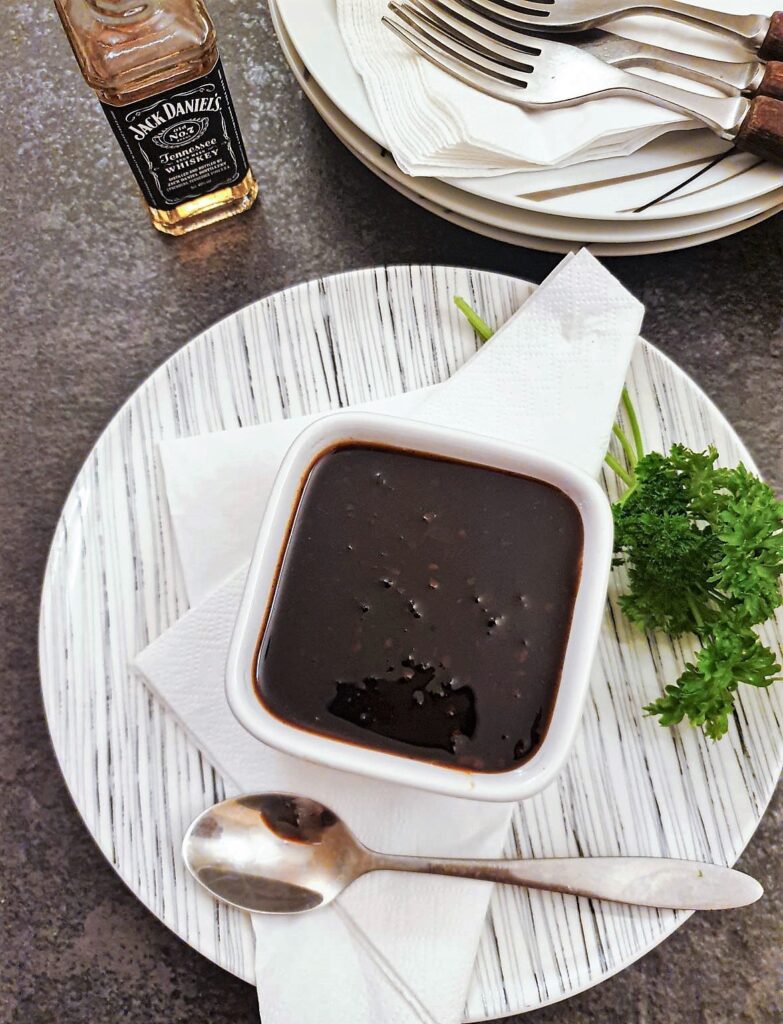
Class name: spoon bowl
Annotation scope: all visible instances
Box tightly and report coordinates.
[183,793,370,913]
[183,792,763,915]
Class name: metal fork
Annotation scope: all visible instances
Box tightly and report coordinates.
[384,0,783,162]
[450,0,783,60]
[436,3,783,99]
[576,31,780,97]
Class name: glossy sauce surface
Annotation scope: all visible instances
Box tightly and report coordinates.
[256,445,584,773]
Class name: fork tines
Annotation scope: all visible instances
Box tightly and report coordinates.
[457,0,554,20]
[385,0,540,90]
[407,1,546,58]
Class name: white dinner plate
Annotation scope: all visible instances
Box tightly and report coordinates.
[271,2,783,254]
[40,266,783,1019]
[275,0,783,224]
[345,131,783,254]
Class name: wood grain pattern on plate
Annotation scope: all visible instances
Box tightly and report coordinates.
[39,267,783,1020]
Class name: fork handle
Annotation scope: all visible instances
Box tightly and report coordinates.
[736,95,783,162]
[641,0,769,47]
[625,74,783,162]
[760,12,783,60]
[663,4,783,62]
[760,62,783,101]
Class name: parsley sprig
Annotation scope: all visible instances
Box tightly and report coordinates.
[454,295,783,740]
[609,417,783,739]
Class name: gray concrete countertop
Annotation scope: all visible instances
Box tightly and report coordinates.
[1,2,781,1022]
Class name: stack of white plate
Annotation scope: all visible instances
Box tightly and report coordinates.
[271,0,783,254]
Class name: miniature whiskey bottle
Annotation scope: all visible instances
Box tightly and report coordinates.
[54,0,258,235]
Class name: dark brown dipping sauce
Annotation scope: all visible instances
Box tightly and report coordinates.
[255,444,584,773]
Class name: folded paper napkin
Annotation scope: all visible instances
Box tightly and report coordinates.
[133,250,644,1024]
[336,0,687,174]
[336,0,776,175]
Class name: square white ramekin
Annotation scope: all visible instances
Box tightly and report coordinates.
[226,411,613,802]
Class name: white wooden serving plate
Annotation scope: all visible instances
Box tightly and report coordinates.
[39,266,783,1020]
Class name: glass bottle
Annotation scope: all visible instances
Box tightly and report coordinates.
[54,0,258,235]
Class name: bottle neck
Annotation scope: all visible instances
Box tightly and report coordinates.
[55,0,216,105]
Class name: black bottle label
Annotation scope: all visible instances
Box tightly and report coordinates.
[101,58,250,210]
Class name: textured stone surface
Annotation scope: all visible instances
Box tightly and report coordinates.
[1,1,781,1022]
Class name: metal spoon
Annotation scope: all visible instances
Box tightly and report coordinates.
[182,793,762,915]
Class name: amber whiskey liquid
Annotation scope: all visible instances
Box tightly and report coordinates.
[55,0,258,235]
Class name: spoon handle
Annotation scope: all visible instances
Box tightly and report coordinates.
[371,854,762,911]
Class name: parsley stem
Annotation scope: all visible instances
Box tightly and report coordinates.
[612,423,638,469]
[622,387,645,462]
[604,452,634,487]
[686,593,704,631]
[453,297,494,342]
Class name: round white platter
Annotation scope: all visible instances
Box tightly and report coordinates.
[39,267,783,1019]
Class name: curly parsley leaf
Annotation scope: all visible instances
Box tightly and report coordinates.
[610,430,783,739]
[612,451,722,637]
[707,463,783,625]
[644,619,780,740]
